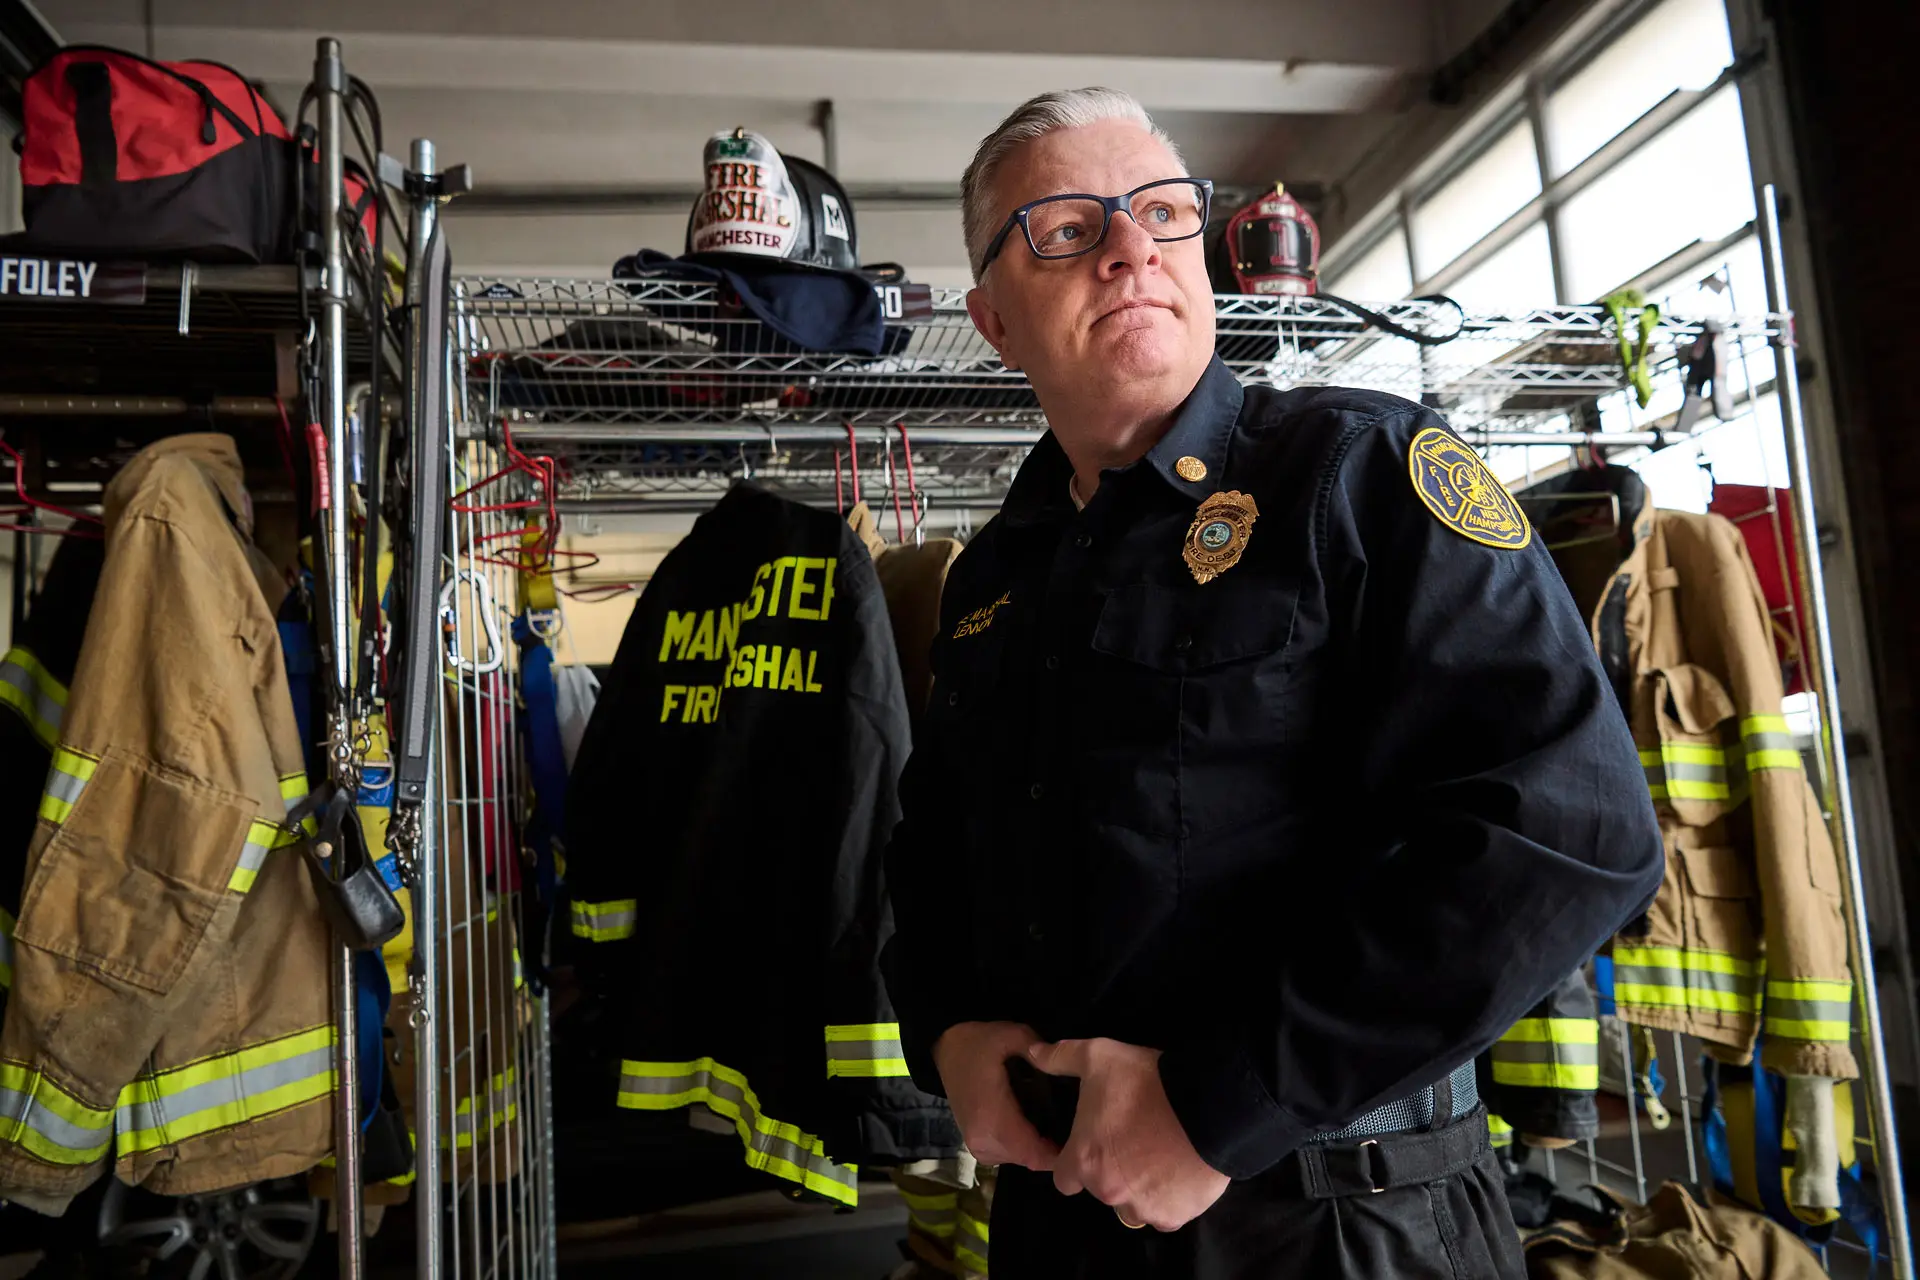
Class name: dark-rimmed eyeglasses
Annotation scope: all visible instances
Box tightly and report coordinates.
[979,178,1214,272]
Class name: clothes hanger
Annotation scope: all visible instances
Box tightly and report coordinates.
[451,419,559,551]
[896,423,925,547]
[834,420,863,516]
[0,437,105,537]
[1539,491,1621,552]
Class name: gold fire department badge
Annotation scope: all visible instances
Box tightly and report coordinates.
[1183,490,1259,584]
[1407,426,1532,550]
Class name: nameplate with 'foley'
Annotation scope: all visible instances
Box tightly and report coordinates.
[0,257,147,305]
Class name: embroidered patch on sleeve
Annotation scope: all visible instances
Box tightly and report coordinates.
[1407,426,1532,550]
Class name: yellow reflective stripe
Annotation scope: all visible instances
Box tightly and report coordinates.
[904,1187,959,1239]
[1491,1061,1602,1089]
[320,1126,419,1185]
[0,904,13,991]
[1641,743,1735,801]
[1661,744,1725,765]
[0,646,66,748]
[1741,715,1800,768]
[114,1025,336,1157]
[960,1210,989,1243]
[956,1246,990,1273]
[617,1057,857,1206]
[1497,1018,1599,1046]
[825,1023,909,1079]
[1488,1114,1514,1143]
[446,1069,518,1149]
[0,1061,116,1165]
[1614,945,1765,1014]
[1764,979,1853,1042]
[1615,946,1761,977]
[228,819,283,893]
[901,1189,959,1212]
[1614,984,1763,1013]
[826,1061,911,1078]
[1492,1017,1600,1091]
[39,746,98,824]
[570,898,637,942]
[278,774,319,837]
[825,1023,901,1042]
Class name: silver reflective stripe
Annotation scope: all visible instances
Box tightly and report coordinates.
[115,1045,334,1137]
[570,899,637,940]
[0,1085,113,1155]
[234,830,274,879]
[1662,760,1724,784]
[44,766,87,811]
[0,653,63,745]
[1489,1039,1600,1067]
[450,1075,517,1141]
[825,1037,904,1063]
[1766,997,1851,1024]
[619,1067,855,1195]
[1614,962,1756,998]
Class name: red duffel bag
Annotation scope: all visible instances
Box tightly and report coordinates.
[14,45,297,263]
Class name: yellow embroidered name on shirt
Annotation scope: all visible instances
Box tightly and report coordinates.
[953,593,1011,640]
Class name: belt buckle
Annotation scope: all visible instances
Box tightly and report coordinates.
[1359,1139,1386,1194]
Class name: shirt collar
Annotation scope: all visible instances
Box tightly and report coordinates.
[1141,356,1243,503]
[999,357,1243,527]
[1000,431,1076,528]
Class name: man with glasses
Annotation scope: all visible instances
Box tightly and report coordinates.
[882,88,1662,1278]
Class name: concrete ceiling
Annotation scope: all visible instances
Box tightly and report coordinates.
[41,0,1522,284]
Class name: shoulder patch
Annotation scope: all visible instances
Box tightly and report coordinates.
[1407,426,1532,550]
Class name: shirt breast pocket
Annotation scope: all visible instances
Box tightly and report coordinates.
[1089,579,1303,837]
[928,627,1010,751]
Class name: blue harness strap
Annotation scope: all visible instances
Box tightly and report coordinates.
[513,615,567,906]
[1704,1055,1883,1270]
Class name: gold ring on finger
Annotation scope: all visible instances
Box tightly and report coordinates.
[1115,1207,1146,1230]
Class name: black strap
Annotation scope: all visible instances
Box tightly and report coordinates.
[1292,1107,1490,1200]
[1318,290,1467,347]
[172,70,255,142]
[390,222,452,810]
[65,62,117,189]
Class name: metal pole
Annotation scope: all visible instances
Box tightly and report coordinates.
[1759,183,1912,1276]
[315,34,364,1280]
[405,134,446,1280]
[414,751,445,1280]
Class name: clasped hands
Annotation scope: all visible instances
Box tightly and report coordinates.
[930,1021,1229,1232]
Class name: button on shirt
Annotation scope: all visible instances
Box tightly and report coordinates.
[881,358,1664,1179]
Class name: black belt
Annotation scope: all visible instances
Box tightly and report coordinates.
[1276,1105,1493,1200]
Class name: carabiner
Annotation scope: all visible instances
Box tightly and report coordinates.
[440,569,505,674]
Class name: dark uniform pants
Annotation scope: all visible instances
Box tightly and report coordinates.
[989,1109,1525,1280]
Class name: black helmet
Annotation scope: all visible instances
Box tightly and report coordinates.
[684,127,859,273]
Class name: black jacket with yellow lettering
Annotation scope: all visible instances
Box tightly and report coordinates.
[564,482,960,1206]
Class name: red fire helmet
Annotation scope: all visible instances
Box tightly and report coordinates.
[1224,183,1320,297]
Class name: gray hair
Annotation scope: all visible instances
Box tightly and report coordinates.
[961,87,1184,281]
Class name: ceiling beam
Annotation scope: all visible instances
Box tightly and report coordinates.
[63,21,1411,115]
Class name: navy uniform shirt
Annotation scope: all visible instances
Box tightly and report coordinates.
[882,357,1664,1178]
